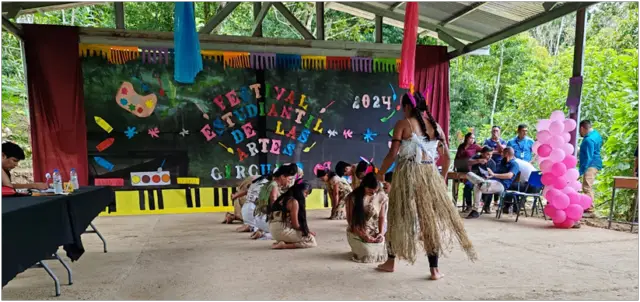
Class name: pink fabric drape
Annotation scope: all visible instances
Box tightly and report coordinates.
[414,45,451,145]
[23,25,89,185]
[399,2,419,89]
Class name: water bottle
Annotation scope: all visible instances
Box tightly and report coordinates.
[52,169,63,194]
[508,205,514,216]
[70,168,80,191]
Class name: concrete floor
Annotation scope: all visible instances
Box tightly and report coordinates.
[3,210,639,300]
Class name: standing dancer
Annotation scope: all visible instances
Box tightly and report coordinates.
[375,91,476,280]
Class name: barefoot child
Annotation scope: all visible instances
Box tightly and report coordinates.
[269,180,317,249]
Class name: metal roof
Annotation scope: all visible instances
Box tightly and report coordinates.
[2,1,596,58]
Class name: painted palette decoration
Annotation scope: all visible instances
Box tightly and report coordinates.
[115,82,158,118]
[130,171,171,186]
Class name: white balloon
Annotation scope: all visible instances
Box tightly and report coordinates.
[550,110,566,122]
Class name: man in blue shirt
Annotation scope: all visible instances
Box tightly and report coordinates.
[507,124,535,162]
[578,120,603,217]
[484,125,507,162]
[466,147,520,219]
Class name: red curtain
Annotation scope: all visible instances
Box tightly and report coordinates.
[23,25,88,185]
[414,45,450,144]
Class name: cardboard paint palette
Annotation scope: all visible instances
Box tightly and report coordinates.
[131,171,171,186]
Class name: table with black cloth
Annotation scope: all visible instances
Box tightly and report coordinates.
[2,187,114,287]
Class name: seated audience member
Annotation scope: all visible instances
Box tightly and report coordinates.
[462,147,496,213]
[454,132,484,172]
[2,142,48,190]
[345,172,388,263]
[316,167,353,220]
[224,176,256,224]
[269,180,317,249]
[507,124,535,162]
[484,126,507,163]
[466,147,520,219]
[501,158,539,213]
[252,164,299,240]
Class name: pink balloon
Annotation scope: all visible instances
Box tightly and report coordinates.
[533,141,541,154]
[550,110,566,122]
[562,132,571,143]
[541,173,556,186]
[538,144,553,157]
[551,191,570,209]
[537,119,552,131]
[537,130,552,143]
[549,121,565,134]
[580,194,593,209]
[549,148,566,163]
[544,187,560,200]
[571,180,582,191]
[563,119,577,132]
[561,186,577,194]
[553,177,568,190]
[542,186,552,197]
[551,162,567,177]
[552,209,567,224]
[540,160,554,173]
[567,192,581,205]
[543,204,557,218]
[548,135,565,148]
[563,155,578,169]
[565,168,579,182]
[565,204,584,221]
[562,143,575,155]
[554,219,575,229]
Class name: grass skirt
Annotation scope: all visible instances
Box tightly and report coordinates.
[386,160,477,264]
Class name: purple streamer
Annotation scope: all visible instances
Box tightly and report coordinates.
[350,57,372,73]
[141,47,169,64]
[250,53,276,70]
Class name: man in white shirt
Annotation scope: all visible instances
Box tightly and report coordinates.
[514,158,536,184]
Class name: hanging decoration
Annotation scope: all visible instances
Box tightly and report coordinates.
[373,58,398,73]
[351,57,373,73]
[201,50,224,62]
[327,56,351,70]
[174,2,203,84]
[223,52,250,69]
[301,56,327,70]
[79,44,110,59]
[141,47,169,64]
[108,46,141,64]
[398,2,419,89]
[250,53,276,70]
[276,54,301,70]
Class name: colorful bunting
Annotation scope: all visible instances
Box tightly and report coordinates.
[223,52,250,69]
[141,47,169,64]
[373,58,398,73]
[276,54,301,70]
[250,53,276,70]
[201,50,224,62]
[301,56,326,70]
[327,56,351,70]
[351,57,373,73]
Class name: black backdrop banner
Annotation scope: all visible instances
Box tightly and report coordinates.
[83,57,406,187]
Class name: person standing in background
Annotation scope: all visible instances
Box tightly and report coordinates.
[578,120,603,218]
[507,124,535,162]
[484,126,507,163]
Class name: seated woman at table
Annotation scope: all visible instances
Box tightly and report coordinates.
[316,167,352,220]
[223,176,256,224]
[454,133,484,173]
[251,163,299,240]
[270,180,317,249]
[2,142,47,190]
[346,172,388,263]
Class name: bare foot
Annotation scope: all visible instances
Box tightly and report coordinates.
[271,241,287,249]
[236,225,250,232]
[429,268,444,280]
[376,260,395,272]
[251,231,263,239]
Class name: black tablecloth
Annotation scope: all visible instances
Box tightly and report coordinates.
[2,187,115,286]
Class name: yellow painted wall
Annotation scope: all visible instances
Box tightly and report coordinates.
[99,187,327,216]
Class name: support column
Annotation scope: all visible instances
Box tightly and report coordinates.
[375,15,383,43]
[316,2,325,40]
[114,2,124,29]
[567,8,587,154]
[253,2,263,37]
[254,2,268,169]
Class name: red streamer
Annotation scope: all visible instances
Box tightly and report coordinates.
[399,2,419,89]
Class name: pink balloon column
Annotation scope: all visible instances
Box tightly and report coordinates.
[535,110,593,228]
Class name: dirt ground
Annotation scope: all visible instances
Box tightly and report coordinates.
[2,210,638,300]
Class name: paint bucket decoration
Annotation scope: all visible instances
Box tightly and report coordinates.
[130,171,171,186]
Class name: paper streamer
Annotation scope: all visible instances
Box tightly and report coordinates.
[351,57,373,73]
[399,2,419,89]
[79,44,110,59]
[108,46,140,64]
[141,47,169,64]
[327,57,351,70]
[223,52,250,69]
[201,50,224,62]
[373,58,398,73]
[250,53,276,70]
[94,178,125,186]
[276,54,301,70]
[301,56,327,70]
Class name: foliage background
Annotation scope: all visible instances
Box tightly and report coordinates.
[1,2,638,217]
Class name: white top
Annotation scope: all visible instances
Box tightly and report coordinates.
[246,178,268,204]
[398,132,440,164]
[514,158,537,183]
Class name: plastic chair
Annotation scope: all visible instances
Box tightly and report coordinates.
[495,172,521,220]
[505,171,546,222]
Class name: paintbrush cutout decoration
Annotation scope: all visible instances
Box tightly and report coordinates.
[218,142,235,155]
[303,142,317,153]
[319,101,335,114]
[380,110,396,122]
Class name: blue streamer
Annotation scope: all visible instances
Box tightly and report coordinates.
[174,2,203,84]
[276,54,301,70]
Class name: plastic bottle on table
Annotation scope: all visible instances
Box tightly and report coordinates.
[53,169,63,194]
[70,168,80,191]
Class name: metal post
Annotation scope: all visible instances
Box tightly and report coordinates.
[567,8,587,153]
[375,15,382,43]
[114,2,124,29]
[316,2,325,40]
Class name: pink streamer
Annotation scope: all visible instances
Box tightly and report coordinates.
[399,2,419,89]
